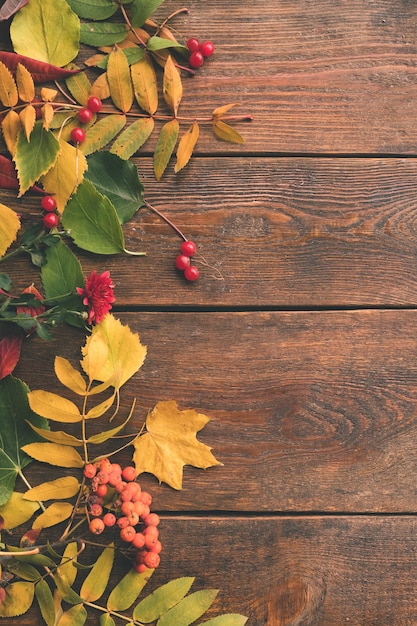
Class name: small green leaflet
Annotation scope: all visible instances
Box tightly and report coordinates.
[133,577,195,622]
[66,0,119,20]
[14,122,60,196]
[157,589,219,626]
[80,543,114,602]
[110,117,154,161]
[107,568,153,612]
[80,114,126,156]
[80,21,127,46]
[130,0,165,27]
[35,579,55,626]
[62,179,125,254]
[147,36,188,52]
[0,375,49,506]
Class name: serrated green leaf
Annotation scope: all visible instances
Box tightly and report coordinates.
[14,122,60,196]
[80,114,126,156]
[80,543,114,602]
[157,590,219,626]
[56,603,87,626]
[10,0,80,67]
[35,579,55,626]
[0,581,35,617]
[199,615,248,626]
[66,0,119,20]
[0,375,49,506]
[80,21,127,46]
[5,561,41,582]
[130,0,165,27]
[107,568,153,612]
[85,151,144,223]
[153,118,179,180]
[62,179,125,254]
[133,577,195,622]
[110,117,154,161]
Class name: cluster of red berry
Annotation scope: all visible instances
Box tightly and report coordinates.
[70,96,103,146]
[83,458,162,572]
[187,38,215,68]
[175,240,199,281]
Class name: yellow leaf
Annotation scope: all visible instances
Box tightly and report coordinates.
[23,476,80,502]
[85,393,116,419]
[131,52,158,115]
[80,114,126,157]
[80,543,114,602]
[0,60,18,107]
[40,138,88,212]
[41,87,58,102]
[19,104,36,141]
[26,423,83,447]
[65,65,91,106]
[32,502,73,530]
[153,118,179,181]
[15,63,35,103]
[133,401,221,490]
[1,109,21,156]
[0,492,39,530]
[174,121,199,173]
[81,313,146,388]
[21,443,84,469]
[0,203,20,258]
[212,102,240,119]
[0,581,35,617]
[58,542,79,587]
[107,46,133,113]
[42,103,55,130]
[213,120,245,145]
[89,72,110,101]
[163,55,182,117]
[54,356,87,395]
[28,389,82,423]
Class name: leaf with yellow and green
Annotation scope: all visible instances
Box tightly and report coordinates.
[32,502,74,530]
[81,314,146,388]
[107,568,153,612]
[35,579,55,626]
[0,492,39,530]
[1,109,21,156]
[110,117,154,160]
[80,543,114,602]
[0,60,18,107]
[163,55,182,117]
[80,114,126,157]
[28,389,82,423]
[26,423,83,447]
[0,581,35,617]
[54,356,87,396]
[133,401,221,490]
[157,589,219,626]
[55,603,87,626]
[100,614,116,626]
[16,63,35,102]
[59,542,79,587]
[40,138,88,213]
[213,120,245,145]
[22,442,84,468]
[133,577,195,623]
[153,118,179,180]
[131,52,158,114]
[65,64,92,106]
[0,203,20,257]
[107,46,133,113]
[23,476,80,502]
[19,104,36,141]
[174,122,199,173]
[14,121,61,196]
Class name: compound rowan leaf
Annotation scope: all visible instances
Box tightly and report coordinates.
[153,118,179,180]
[174,121,199,173]
[163,55,182,116]
[80,114,126,156]
[133,577,195,623]
[23,476,80,501]
[213,120,245,145]
[22,443,84,468]
[0,581,35,617]
[40,137,88,212]
[15,62,35,102]
[0,331,22,380]
[28,389,82,423]
[133,401,221,490]
[110,117,154,161]
[14,121,61,196]
[80,543,114,602]
[0,491,39,530]
[0,60,18,106]
[131,52,158,114]
[107,568,153,612]
[107,46,133,113]
[1,110,21,156]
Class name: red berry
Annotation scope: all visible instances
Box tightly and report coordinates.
[143,525,159,538]
[89,518,105,535]
[143,551,160,568]
[77,107,93,124]
[180,240,197,257]
[70,127,86,144]
[149,540,162,554]
[96,471,109,485]
[87,96,102,113]
[132,532,146,549]
[122,466,137,482]
[95,484,108,498]
[139,491,152,506]
[186,37,200,52]
[134,563,147,573]
[41,196,57,212]
[144,513,160,527]
[117,516,130,529]
[103,512,116,527]
[189,51,204,68]
[83,463,97,479]
[43,213,59,230]
[89,503,103,517]
[120,525,136,543]
[184,265,199,281]
[175,254,191,271]
[200,40,215,57]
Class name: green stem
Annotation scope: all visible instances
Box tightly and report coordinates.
[84,600,146,626]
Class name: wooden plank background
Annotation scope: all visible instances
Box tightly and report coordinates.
[3,0,417,623]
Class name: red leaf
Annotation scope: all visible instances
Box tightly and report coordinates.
[0,155,44,194]
[0,0,29,21]
[0,334,23,380]
[0,51,81,83]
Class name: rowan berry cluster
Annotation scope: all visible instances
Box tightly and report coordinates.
[83,458,162,572]
[187,38,215,68]
[175,240,199,281]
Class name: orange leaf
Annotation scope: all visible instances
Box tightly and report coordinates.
[19,104,36,141]
[213,120,245,145]
[15,63,35,103]
[0,60,18,107]
[107,46,133,113]
[131,52,158,115]
[174,121,199,173]
[1,110,21,156]
[42,103,54,130]
[163,55,182,117]
[89,72,110,101]
[153,118,179,180]
[212,102,241,119]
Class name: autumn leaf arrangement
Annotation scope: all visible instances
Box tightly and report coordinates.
[0,0,252,623]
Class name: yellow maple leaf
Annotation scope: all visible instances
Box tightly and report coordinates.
[133,400,222,490]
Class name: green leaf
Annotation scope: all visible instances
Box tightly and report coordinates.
[10,0,80,67]
[157,590,219,626]
[0,375,49,506]
[133,577,195,623]
[56,603,87,626]
[107,568,153,612]
[62,179,125,254]
[85,152,144,223]
[80,21,127,46]
[35,579,55,626]
[14,122,60,196]
[196,615,248,626]
[97,47,144,69]
[5,561,41,582]
[110,117,154,161]
[0,581,35,617]
[100,614,116,626]
[80,543,114,602]
[66,0,119,20]
[130,0,165,27]
[153,118,179,181]
[80,114,126,156]
[147,36,188,52]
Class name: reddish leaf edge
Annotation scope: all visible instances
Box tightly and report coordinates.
[0,51,81,83]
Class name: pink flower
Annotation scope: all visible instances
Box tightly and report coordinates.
[76,271,115,325]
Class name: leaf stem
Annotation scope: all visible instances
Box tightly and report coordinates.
[84,600,146,626]
[17,469,46,512]
[143,201,188,241]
